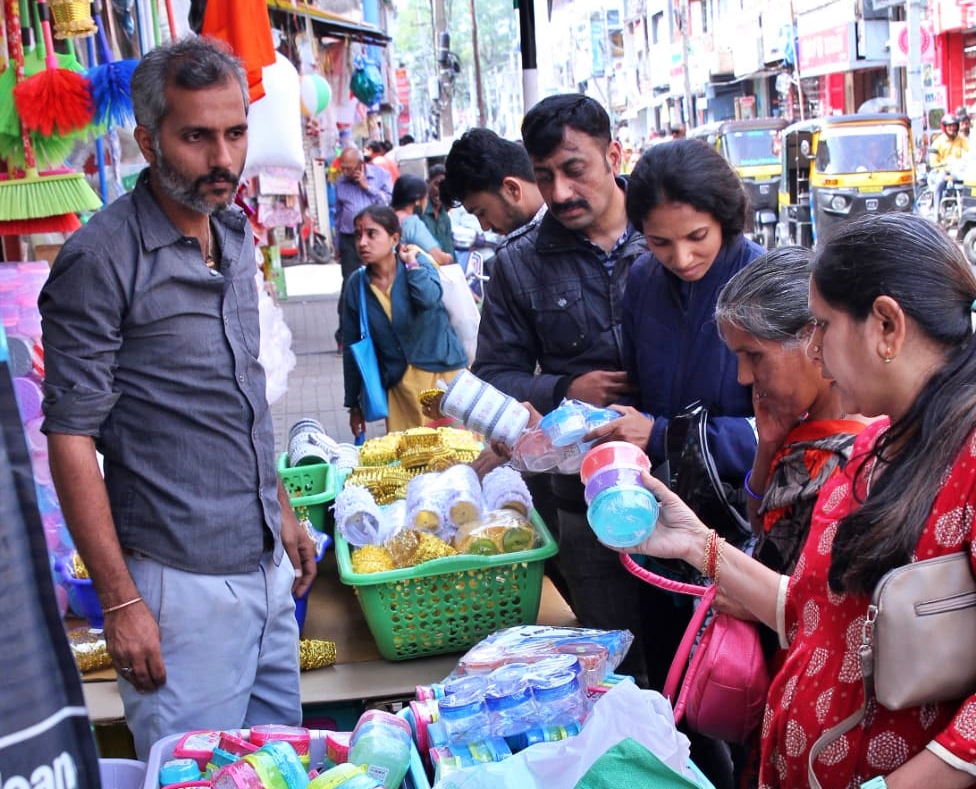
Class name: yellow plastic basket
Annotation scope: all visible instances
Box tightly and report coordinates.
[335,512,558,661]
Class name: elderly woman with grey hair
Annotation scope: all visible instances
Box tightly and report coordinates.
[715,246,871,575]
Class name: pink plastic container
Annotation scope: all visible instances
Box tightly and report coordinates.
[579,441,650,484]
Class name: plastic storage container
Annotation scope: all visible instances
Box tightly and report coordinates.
[142,724,429,789]
[335,512,558,660]
[483,684,539,740]
[528,670,588,727]
[438,692,491,745]
[99,759,147,789]
[349,711,413,789]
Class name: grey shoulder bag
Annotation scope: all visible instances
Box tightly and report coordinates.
[808,552,976,789]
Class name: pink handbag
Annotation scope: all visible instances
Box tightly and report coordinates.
[621,553,770,743]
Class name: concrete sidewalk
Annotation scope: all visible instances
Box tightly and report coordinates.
[269,262,387,454]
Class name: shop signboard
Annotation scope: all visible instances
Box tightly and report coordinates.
[798,22,852,76]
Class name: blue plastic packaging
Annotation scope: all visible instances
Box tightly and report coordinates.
[484,683,539,739]
[438,693,491,745]
[529,670,589,727]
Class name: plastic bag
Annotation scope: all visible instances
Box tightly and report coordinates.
[437,261,481,365]
[453,509,538,556]
[430,680,695,789]
[349,56,384,105]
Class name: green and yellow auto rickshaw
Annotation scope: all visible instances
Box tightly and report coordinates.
[710,118,788,249]
[777,114,916,247]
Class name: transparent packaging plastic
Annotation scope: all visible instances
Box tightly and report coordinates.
[438,692,491,745]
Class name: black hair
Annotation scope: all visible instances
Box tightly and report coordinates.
[382,140,393,153]
[399,134,415,146]
[366,140,384,153]
[813,213,976,594]
[441,128,535,206]
[391,175,428,209]
[354,204,400,237]
[521,94,612,159]
[427,164,447,180]
[625,139,749,242]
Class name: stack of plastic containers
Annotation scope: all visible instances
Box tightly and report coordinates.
[1,261,77,619]
[417,661,590,784]
[580,441,658,548]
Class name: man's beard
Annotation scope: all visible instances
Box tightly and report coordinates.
[153,139,240,215]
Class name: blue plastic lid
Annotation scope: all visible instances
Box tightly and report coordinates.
[586,484,660,548]
[439,693,487,720]
[158,758,200,786]
[539,403,589,447]
[484,684,532,711]
[443,675,488,699]
[530,670,580,703]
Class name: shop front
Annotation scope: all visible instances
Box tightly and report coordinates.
[930,0,976,117]
[797,20,890,116]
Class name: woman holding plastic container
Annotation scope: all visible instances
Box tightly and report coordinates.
[622,213,976,789]
[341,205,467,435]
[583,139,764,789]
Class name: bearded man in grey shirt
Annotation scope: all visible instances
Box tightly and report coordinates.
[38,37,317,759]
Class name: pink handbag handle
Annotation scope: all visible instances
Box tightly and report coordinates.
[619,553,716,721]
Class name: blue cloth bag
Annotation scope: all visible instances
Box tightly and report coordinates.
[349,268,389,422]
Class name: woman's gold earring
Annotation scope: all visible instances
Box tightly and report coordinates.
[884,348,892,364]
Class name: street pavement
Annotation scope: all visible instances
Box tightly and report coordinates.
[269,262,388,455]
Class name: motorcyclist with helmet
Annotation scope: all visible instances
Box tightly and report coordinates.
[930,112,970,222]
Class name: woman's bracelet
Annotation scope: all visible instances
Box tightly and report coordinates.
[701,530,717,579]
[102,596,143,615]
[713,536,726,585]
[743,469,764,500]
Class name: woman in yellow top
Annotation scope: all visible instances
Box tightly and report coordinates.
[341,206,467,437]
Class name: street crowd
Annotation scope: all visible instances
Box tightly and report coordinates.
[37,36,976,789]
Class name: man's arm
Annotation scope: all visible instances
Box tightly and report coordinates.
[47,432,165,692]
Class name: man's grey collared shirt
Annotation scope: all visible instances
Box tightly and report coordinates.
[40,170,281,573]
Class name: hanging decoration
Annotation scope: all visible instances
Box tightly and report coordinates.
[13,0,94,136]
[86,0,138,129]
[48,0,97,39]
[300,73,332,117]
[349,54,383,106]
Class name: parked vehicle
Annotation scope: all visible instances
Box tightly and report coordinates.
[776,114,916,247]
[708,118,788,249]
[954,166,976,265]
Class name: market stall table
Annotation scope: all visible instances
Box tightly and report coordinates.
[82,550,577,754]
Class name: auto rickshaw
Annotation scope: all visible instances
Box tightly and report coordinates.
[955,165,976,265]
[709,118,788,249]
[776,113,916,247]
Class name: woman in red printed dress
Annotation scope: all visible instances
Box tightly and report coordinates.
[622,213,976,789]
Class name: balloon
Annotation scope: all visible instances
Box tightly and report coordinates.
[300,74,332,117]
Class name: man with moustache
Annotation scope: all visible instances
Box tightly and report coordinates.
[38,37,317,759]
[471,94,651,683]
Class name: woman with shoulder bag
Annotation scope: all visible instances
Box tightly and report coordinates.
[341,205,467,436]
[622,212,976,789]
[584,138,765,789]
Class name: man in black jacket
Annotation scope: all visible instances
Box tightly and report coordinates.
[472,94,650,683]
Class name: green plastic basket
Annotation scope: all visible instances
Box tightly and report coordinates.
[335,512,558,661]
[277,453,338,533]
[277,452,337,498]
